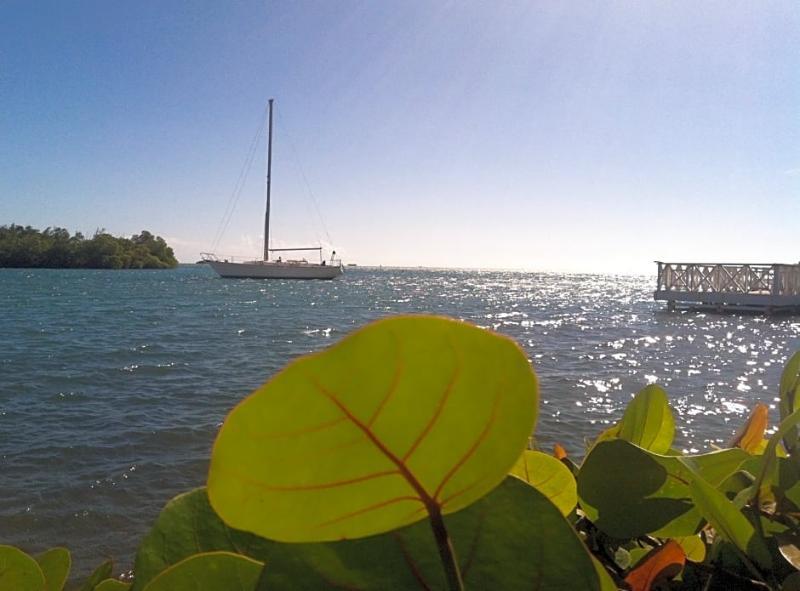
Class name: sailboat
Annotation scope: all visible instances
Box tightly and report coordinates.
[203,99,343,280]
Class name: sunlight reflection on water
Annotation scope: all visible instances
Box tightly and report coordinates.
[1,266,799,573]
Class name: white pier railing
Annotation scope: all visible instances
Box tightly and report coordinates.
[655,262,800,311]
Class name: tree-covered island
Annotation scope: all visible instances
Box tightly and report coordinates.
[0,225,179,269]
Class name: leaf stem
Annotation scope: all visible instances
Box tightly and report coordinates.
[428,505,464,591]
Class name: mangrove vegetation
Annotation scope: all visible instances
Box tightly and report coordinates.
[0,225,178,269]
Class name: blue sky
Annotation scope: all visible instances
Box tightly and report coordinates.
[2,1,798,272]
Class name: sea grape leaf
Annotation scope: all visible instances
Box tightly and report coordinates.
[720,470,755,503]
[423,478,598,590]
[208,316,539,542]
[724,456,774,508]
[578,439,748,538]
[777,458,800,511]
[131,488,274,590]
[133,479,600,590]
[689,476,772,571]
[579,439,689,538]
[744,408,800,506]
[624,540,686,591]
[141,552,262,591]
[0,545,46,591]
[779,352,800,452]
[780,352,800,410]
[509,449,577,515]
[729,403,769,453]
[591,423,621,449]
[673,535,706,563]
[95,581,130,591]
[618,384,675,454]
[679,449,752,486]
[36,547,70,591]
[591,556,619,591]
[258,477,601,590]
[79,559,113,591]
[757,511,790,538]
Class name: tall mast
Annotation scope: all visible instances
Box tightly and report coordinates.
[264,98,273,261]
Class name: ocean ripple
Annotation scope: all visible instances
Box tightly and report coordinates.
[1,265,799,575]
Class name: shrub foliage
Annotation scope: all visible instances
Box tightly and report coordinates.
[0,225,178,269]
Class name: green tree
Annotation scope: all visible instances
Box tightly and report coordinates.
[0,225,179,269]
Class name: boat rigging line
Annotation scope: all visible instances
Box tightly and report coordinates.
[209,107,268,254]
[276,109,335,249]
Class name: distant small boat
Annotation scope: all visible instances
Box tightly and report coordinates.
[203,99,342,280]
[347,263,358,267]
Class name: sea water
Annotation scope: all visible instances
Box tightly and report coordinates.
[2,265,799,573]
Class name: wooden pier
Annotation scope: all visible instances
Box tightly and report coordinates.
[655,262,800,313]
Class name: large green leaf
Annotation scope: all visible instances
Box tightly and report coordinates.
[510,450,577,515]
[617,384,675,454]
[744,408,800,505]
[132,479,599,590]
[79,560,113,591]
[209,316,539,542]
[95,581,130,591]
[689,476,772,571]
[258,477,600,590]
[577,439,748,538]
[131,488,274,590]
[777,458,800,511]
[678,450,753,486]
[780,352,800,408]
[36,547,70,591]
[591,557,619,591]
[779,352,800,452]
[0,545,46,591]
[141,552,262,591]
[673,535,706,563]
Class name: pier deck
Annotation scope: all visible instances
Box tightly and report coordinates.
[655,262,800,313]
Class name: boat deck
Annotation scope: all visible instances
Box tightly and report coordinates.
[654,262,800,313]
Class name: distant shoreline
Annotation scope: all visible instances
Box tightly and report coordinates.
[0,225,178,270]
[0,266,178,270]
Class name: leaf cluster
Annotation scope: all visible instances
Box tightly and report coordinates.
[573,352,800,590]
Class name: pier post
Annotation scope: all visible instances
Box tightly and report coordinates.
[772,265,782,297]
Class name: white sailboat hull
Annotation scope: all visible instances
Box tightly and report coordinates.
[207,260,342,280]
